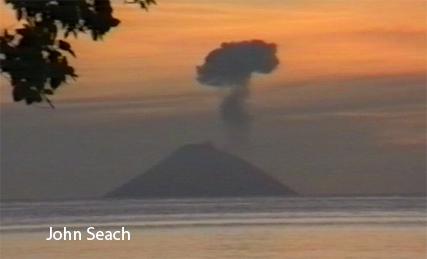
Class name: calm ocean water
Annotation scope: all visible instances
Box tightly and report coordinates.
[1,197,426,233]
[1,197,426,259]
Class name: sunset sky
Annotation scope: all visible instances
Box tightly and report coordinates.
[1,0,425,200]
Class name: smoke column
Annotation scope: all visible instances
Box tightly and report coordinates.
[196,40,279,148]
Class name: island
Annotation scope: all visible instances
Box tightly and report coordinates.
[104,143,296,198]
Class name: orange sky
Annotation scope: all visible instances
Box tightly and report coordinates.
[0,0,425,101]
[0,1,425,199]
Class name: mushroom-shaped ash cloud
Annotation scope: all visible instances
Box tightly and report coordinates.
[196,40,279,148]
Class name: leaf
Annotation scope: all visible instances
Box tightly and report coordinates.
[69,49,76,57]
[58,40,71,51]
[58,40,76,57]
[111,18,120,27]
[3,29,13,40]
[16,8,22,21]
[44,89,53,95]
[25,98,34,105]
[47,50,61,61]
[12,88,24,102]
[16,28,27,35]
[50,78,61,89]
[91,30,98,41]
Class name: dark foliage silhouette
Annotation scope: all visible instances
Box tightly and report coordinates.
[0,0,156,106]
[196,40,279,148]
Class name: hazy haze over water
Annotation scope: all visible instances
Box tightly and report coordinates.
[1,197,426,258]
[0,0,425,200]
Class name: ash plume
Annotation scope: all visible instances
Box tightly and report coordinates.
[196,40,279,148]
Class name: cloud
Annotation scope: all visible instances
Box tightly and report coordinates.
[196,40,279,148]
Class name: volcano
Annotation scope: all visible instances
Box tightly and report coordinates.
[104,143,296,198]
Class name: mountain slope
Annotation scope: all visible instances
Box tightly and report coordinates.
[105,143,296,198]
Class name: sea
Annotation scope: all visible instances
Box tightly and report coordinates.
[1,197,426,259]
